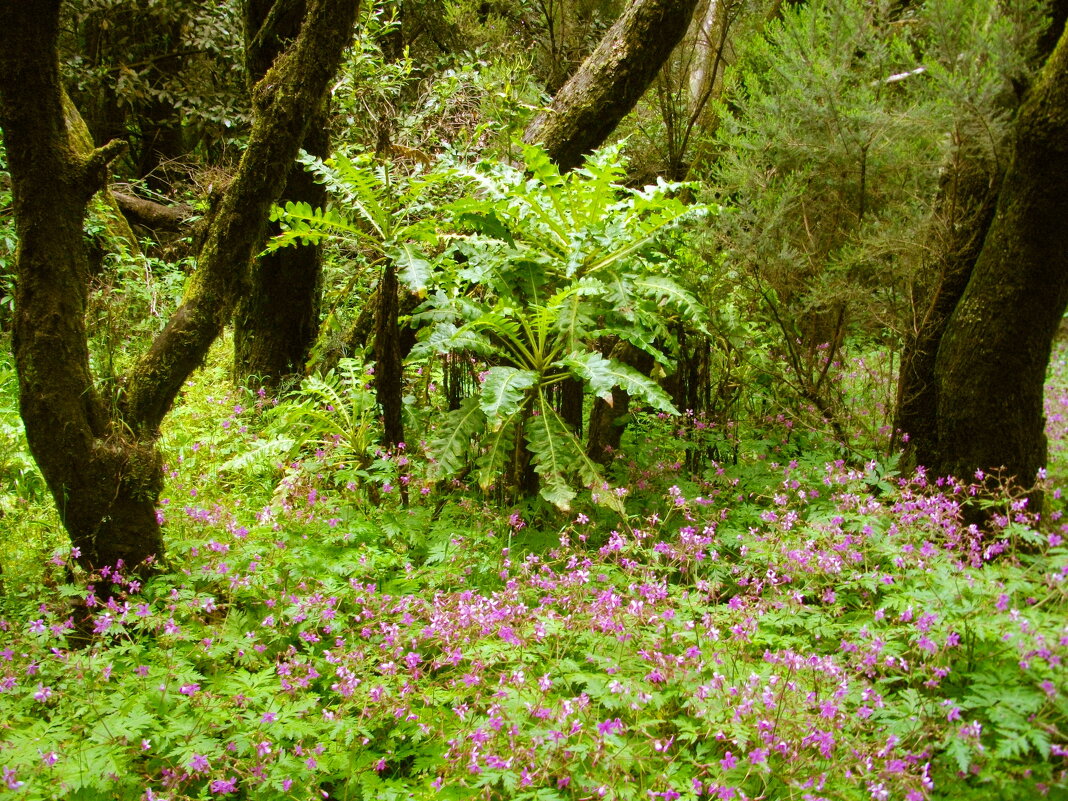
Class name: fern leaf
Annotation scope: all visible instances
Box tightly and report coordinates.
[219,436,297,474]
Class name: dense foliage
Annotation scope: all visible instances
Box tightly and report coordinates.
[0,343,1065,799]
[2,0,1067,797]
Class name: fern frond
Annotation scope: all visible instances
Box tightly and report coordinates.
[219,436,298,475]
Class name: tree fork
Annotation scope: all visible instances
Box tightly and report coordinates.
[0,0,361,572]
[0,0,161,571]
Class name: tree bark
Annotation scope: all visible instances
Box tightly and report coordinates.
[893,150,1001,468]
[522,0,701,172]
[112,191,196,232]
[894,9,1068,479]
[374,260,405,448]
[123,0,361,433]
[234,0,329,388]
[930,26,1068,494]
[61,88,142,257]
[0,0,360,571]
[0,1,162,571]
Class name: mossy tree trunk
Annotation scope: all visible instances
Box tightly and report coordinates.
[122,0,361,432]
[924,25,1068,494]
[0,2,161,571]
[523,0,701,171]
[234,0,330,388]
[894,0,1068,474]
[893,154,1001,469]
[0,0,360,572]
[61,87,141,257]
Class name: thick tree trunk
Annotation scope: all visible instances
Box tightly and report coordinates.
[0,2,163,571]
[559,377,584,434]
[232,122,327,385]
[0,0,360,571]
[930,27,1068,493]
[893,153,1001,468]
[522,0,701,172]
[234,0,328,387]
[893,4,1066,471]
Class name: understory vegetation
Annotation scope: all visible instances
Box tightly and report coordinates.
[1,0,1067,797]
[0,337,1065,800]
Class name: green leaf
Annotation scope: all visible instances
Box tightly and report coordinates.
[455,208,514,243]
[429,397,486,478]
[410,322,498,360]
[633,274,708,330]
[389,242,433,291]
[525,401,577,510]
[479,366,537,427]
[524,395,614,510]
[476,410,523,490]
[560,351,678,414]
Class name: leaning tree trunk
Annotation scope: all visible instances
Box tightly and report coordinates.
[523,0,701,172]
[234,0,330,387]
[930,26,1068,494]
[123,0,361,433]
[0,0,361,572]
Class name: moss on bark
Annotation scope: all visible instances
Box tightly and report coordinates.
[0,0,361,571]
[931,26,1068,495]
[123,0,362,432]
[523,0,701,172]
[234,0,328,387]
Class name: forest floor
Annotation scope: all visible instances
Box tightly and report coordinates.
[0,339,1065,800]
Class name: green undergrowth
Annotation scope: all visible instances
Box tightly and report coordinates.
[0,341,1065,800]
